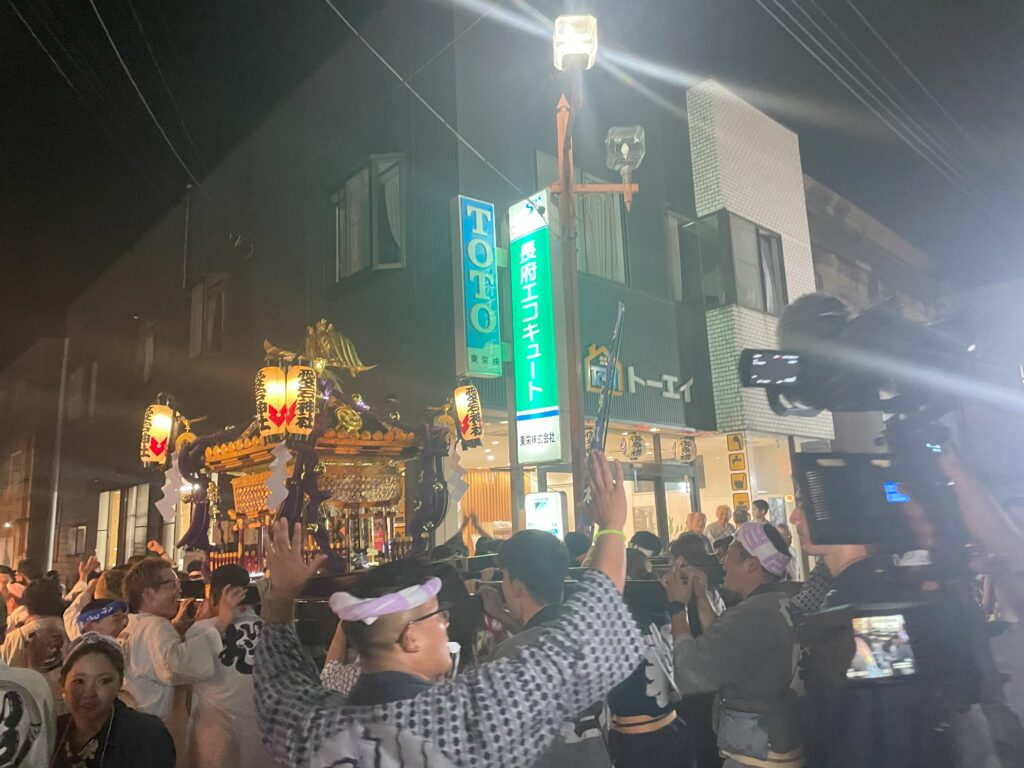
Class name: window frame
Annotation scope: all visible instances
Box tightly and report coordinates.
[66,525,88,557]
[325,155,406,293]
[534,150,629,286]
[139,320,158,383]
[8,451,25,485]
[370,153,405,271]
[726,213,788,317]
[188,275,228,358]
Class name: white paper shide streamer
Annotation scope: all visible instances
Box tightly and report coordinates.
[155,458,184,523]
[265,442,292,511]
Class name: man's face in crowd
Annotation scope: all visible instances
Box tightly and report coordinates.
[687,514,706,533]
[715,506,730,525]
[145,568,182,619]
[789,502,825,556]
[397,597,453,681]
[722,541,757,596]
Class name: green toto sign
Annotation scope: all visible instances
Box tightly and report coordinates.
[509,191,563,465]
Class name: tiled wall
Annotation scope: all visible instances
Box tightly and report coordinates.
[688,80,834,440]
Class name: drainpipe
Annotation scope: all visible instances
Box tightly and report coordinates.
[45,336,70,570]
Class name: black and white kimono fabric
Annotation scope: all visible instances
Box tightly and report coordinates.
[254,570,643,768]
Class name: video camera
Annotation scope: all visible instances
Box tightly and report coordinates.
[738,294,991,707]
[738,294,978,564]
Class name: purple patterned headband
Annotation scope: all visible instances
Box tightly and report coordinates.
[329,577,442,625]
[735,522,790,577]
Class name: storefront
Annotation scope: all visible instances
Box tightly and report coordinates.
[444,275,697,550]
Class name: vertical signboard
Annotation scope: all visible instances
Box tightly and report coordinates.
[452,195,502,378]
[509,191,563,464]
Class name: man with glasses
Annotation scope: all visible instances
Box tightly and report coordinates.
[120,558,245,758]
[255,452,642,768]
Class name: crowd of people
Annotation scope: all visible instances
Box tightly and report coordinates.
[0,450,1021,767]
[0,545,268,767]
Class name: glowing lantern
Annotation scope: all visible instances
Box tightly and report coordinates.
[285,363,318,437]
[619,432,647,461]
[255,365,288,438]
[140,403,175,465]
[453,383,484,448]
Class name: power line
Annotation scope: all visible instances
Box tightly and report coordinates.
[756,0,988,207]
[771,0,977,195]
[842,0,1022,201]
[794,0,959,167]
[843,0,977,146]
[26,0,113,104]
[8,0,170,204]
[87,0,202,191]
[125,0,207,173]
[225,0,503,234]
[321,0,529,200]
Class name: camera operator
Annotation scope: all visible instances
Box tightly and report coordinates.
[664,522,802,768]
[791,487,1023,768]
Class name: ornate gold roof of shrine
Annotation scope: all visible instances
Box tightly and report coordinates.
[203,426,420,473]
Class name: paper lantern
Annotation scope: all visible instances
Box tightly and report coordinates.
[453,383,484,448]
[285,364,318,437]
[618,432,647,461]
[140,403,175,465]
[255,365,288,438]
[671,437,697,463]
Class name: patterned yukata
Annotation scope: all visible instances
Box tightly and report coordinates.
[255,570,643,768]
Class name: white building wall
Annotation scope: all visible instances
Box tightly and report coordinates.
[688,79,834,440]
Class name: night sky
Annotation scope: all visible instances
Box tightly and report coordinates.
[2,0,1022,366]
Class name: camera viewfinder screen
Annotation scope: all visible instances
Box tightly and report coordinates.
[846,614,917,680]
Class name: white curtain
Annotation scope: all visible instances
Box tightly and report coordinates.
[383,164,402,248]
[579,183,625,283]
[346,169,370,274]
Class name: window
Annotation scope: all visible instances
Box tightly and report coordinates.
[577,170,626,283]
[8,451,25,485]
[535,151,627,284]
[122,484,150,560]
[96,489,122,568]
[66,525,87,557]
[66,365,85,420]
[666,211,705,304]
[327,156,405,288]
[189,276,227,358]
[696,212,729,308]
[87,361,98,418]
[758,229,786,316]
[728,215,787,316]
[371,155,404,269]
[139,322,158,382]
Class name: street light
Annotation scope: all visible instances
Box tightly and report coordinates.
[605,126,646,209]
[553,15,598,71]
[540,15,644,535]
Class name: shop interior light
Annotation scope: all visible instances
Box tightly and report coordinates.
[553,15,598,71]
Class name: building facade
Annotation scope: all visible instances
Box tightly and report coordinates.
[0,337,64,568]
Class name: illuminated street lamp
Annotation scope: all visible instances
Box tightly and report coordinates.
[553,15,598,71]
[534,15,645,533]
